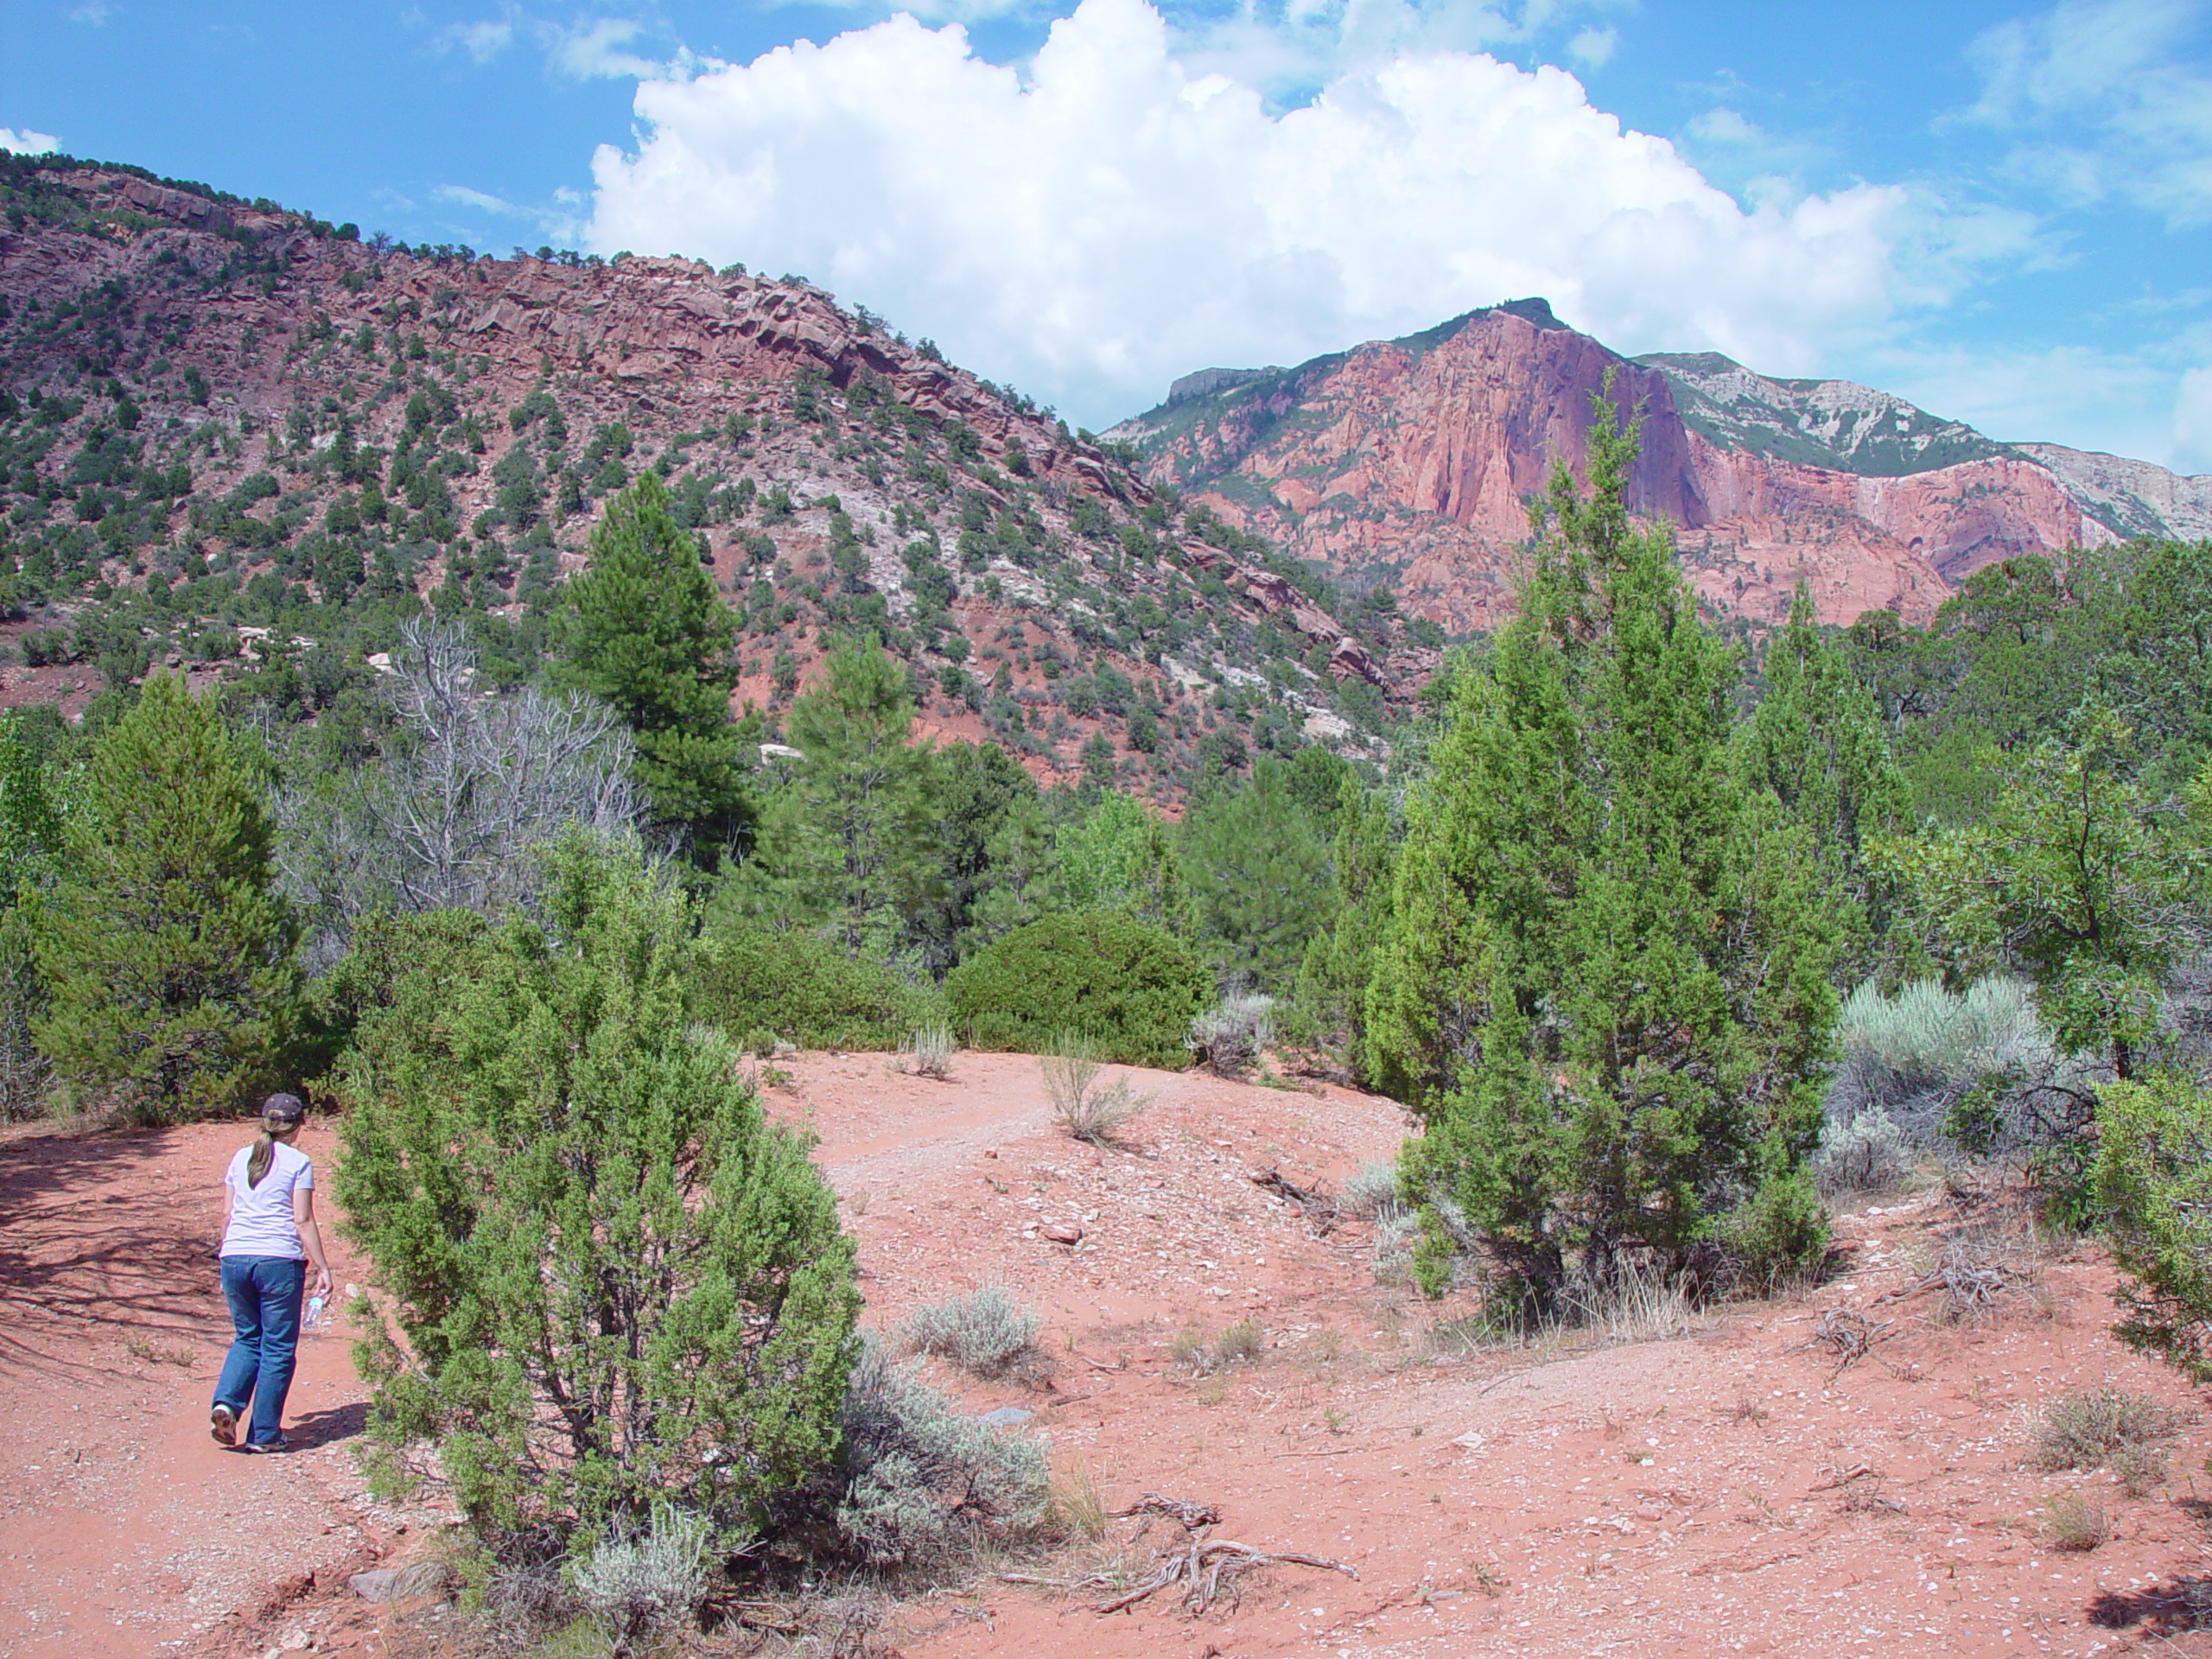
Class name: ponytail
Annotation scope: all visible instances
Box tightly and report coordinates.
[245,1093,305,1187]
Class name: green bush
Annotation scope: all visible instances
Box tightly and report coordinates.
[690,921,944,1051]
[944,912,1208,1069]
[334,835,860,1548]
[2094,1074,2212,1381]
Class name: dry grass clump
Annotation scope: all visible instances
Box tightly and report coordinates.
[1040,1035,1154,1146]
[893,1022,955,1080]
[2042,1491,2110,1552]
[1168,1319,1266,1376]
[2112,1442,2171,1498]
[1050,1459,1109,1542]
[2031,1387,2183,1473]
[899,1286,1040,1379]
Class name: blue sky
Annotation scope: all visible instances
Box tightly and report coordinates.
[6,0,2211,467]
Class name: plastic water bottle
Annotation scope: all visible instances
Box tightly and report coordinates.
[303,1294,327,1332]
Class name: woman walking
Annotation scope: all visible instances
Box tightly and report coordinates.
[210,1092,332,1452]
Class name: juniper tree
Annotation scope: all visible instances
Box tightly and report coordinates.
[1739,583,1904,974]
[334,834,859,1546]
[32,674,300,1122]
[1181,756,1336,994]
[1366,391,1838,1313]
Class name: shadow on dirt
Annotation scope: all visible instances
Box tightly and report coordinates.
[283,1402,369,1450]
[0,1120,248,1376]
[2088,1574,2210,1635]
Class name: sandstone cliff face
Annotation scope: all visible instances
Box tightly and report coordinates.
[1118,305,2145,632]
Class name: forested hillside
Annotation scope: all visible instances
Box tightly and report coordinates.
[0,152,1428,787]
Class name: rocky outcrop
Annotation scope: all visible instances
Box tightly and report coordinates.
[1117,304,2164,632]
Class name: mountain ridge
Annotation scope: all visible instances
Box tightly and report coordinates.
[1109,303,2207,632]
[0,154,1430,785]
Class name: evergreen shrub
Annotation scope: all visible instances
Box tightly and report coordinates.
[335,835,860,1548]
[691,920,944,1051]
[2094,1074,2212,1380]
[944,912,1207,1069]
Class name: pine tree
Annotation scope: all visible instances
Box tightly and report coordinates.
[334,834,858,1542]
[556,472,749,856]
[1181,756,1336,994]
[753,637,943,954]
[32,674,299,1122]
[1291,771,1395,1068]
[1366,391,1837,1313]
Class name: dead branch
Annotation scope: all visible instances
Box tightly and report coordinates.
[1114,1493,1223,1531]
[1249,1167,1339,1236]
[1800,1307,1892,1372]
[1014,1492,1357,1618]
[1092,1537,1357,1615]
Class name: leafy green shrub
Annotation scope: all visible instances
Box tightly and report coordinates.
[899,1286,1039,1378]
[691,920,944,1052]
[945,912,1207,1068]
[335,835,860,1548]
[836,1341,1050,1566]
[2095,1075,2212,1381]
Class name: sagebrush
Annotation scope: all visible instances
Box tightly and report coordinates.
[836,1341,1051,1567]
[1039,1036,1153,1145]
[899,1285,1039,1378]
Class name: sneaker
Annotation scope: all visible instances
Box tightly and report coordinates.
[210,1404,238,1447]
[242,1436,290,1454]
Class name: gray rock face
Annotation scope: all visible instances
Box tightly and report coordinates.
[347,1561,452,1602]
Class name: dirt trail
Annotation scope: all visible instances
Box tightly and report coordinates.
[2,1057,2209,1657]
[0,1120,381,1658]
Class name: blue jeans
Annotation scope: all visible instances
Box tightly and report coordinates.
[213,1256,305,1446]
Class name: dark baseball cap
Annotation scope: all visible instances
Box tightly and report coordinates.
[262,1092,306,1122]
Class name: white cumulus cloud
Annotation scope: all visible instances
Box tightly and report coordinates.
[0,128,60,155]
[587,0,1918,424]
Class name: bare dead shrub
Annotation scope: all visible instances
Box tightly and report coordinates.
[276,619,636,964]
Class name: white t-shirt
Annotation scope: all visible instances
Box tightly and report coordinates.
[219,1141,313,1260]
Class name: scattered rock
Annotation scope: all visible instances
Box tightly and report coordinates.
[348,1561,452,1603]
[1041,1222,1084,1244]
[977,1407,1034,1427]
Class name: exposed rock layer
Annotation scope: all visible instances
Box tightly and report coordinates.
[1116,304,2199,631]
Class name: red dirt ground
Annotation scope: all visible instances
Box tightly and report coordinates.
[3,1052,2209,1657]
